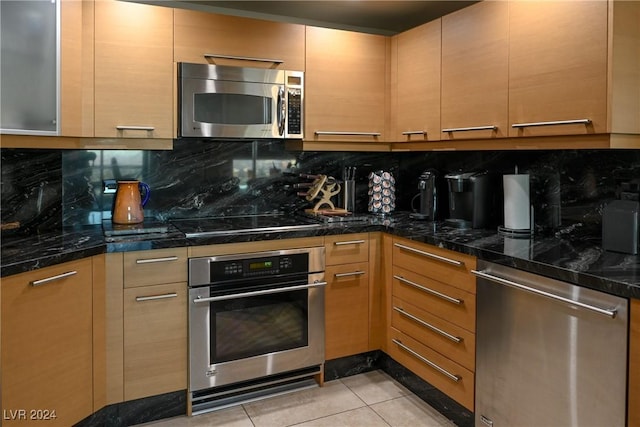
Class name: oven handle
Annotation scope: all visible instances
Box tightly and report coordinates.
[192,281,328,303]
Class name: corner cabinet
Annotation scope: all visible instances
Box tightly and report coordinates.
[94,0,174,139]
[304,27,388,147]
[392,19,441,143]
[324,234,371,360]
[1,259,94,426]
[174,9,305,71]
[388,237,477,411]
[440,1,509,141]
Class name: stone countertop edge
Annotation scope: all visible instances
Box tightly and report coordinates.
[1,215,639,300]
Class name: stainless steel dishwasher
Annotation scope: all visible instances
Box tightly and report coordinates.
[473,261,628,427]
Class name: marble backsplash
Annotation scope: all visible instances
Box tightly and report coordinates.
[2,140,639,238]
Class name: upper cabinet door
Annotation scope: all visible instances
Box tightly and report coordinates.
[94,0,174,139]
[174,9,305,71]
[305,26,387,144]
[508,1,608,137]
[441,1,508,140]
[1,0,58,135]
[394,19,441,142]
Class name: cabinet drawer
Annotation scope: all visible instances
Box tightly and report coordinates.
[393,238,476,294]
[393,266,475,332]
[124,282,187,400]
[123,248,187,288]
[325,233,369,265]
[389,328,474,411]
[392,297,475,372]
[325,262,370,359]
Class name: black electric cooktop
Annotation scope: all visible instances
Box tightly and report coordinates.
[171,214,322,238]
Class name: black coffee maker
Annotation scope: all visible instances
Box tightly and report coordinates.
[444,170,494,229]
[410,170,438,220]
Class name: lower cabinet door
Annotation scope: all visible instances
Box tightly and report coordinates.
[388,328,474,411]
[325,262,369,360]
[1,259,94,426]
[124,282,187,400]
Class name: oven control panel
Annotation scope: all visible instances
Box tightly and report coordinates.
[210,253,308,281]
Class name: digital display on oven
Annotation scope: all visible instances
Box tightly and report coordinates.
[249,260,273,270]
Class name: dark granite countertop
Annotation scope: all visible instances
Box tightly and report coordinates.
[2,213,639,299]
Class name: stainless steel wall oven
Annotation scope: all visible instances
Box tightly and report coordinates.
[188,247,325,414]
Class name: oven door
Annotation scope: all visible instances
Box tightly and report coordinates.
[189,272,325,392]
[180,78,285,139]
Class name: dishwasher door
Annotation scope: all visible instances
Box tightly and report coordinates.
[474,261,628,427]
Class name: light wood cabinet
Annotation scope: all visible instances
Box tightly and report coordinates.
[441,1,509,140]
[324,233,370,359]
[392,19,441,143]
[124,282,187,401]
[508,1,608,137]
[629,298,640,427]
[105,248,188,403]
[305,26,388,145]
[94,0,174,139]
[174,9,305,70]
[388,237,476,411]
[1,259,94,426]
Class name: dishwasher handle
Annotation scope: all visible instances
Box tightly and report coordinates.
[471,269,618,319]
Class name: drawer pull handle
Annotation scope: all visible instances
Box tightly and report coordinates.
[314,131,381,137]
[401,130,426,136]
[135,256,179,264]
[394,243,464,267]
[203,53,284,64]
[393,275,463,305]
[442,125,497,132]
[334,271,366,278]
[471,270,617,318]
[31,270,77,286]
[116,125,155,131]
[393,306,462,343]
[136,293,178,302]
[334,240,366,246]
[392,338,461,383]
[511,119,591,128]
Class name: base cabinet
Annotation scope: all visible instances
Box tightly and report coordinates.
[123,283,187,401]
[1,259,94,426]
[389,237,476,411]
[324,234,370,360]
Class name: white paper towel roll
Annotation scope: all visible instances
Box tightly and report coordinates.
[503,174,530,230]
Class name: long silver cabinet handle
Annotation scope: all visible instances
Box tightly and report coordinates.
[442,125,497,132]
[392,339,461,382]
[334,240,366,246]
[393,243,464,267]
[136,256,179,264]
[393,306,462,344]
[314,131,381,137]
[471,270,617,318]
[203,53,284,64]
[393,275,463,305]
[136,293,178,302]
[31,270,77,286]
[193,281,327,304]
[334,271,366,278]
[511,119,591,128]
[116,126,155,131]
[401,131,426,135]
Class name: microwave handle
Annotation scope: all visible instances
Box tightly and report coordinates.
[203,53,284,64]
[277,86,286,137]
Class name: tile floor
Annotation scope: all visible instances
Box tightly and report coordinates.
[138,370,455,427]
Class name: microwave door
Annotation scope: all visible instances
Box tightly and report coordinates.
[182,79,281,139]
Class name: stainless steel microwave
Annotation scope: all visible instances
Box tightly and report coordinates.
[178,63,304,139]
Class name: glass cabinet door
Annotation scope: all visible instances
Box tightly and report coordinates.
[1,0,59,134]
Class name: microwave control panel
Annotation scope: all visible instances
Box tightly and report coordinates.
[287,88,302,136]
